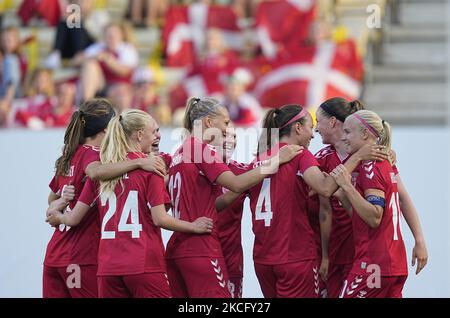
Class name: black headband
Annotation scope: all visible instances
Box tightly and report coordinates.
[82,110,115,137]
[320,102,346,122]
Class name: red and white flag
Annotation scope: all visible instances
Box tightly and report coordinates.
[252,40,363,109]
[255,0,316,59]
[162,3,243,67]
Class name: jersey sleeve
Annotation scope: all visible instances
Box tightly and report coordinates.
[78,177,98,206]
[392,164,399,175]
[49,175,59,194]
[146,174,170,208]
[197,143,231,183]
[298,150,320,175]
[82,150,100,174]
[358,162,386,193]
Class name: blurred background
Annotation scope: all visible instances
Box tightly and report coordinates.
[0,0,449,297]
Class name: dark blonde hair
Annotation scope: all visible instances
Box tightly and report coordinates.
[55,98,114,176]
[319,97,365,122]
[352,110,392,151]
[183,97,224,132]
[258,104,307,155]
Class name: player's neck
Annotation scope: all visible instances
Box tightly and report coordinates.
[279,135,298,147]
[333,139,348,160]
[84,135,103,147]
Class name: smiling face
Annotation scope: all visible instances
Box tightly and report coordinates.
[342,116,368,155]
[138,117,158,154]
[297,113,314,149]
[223,126,237,162]
[315,109,334,145]
[204,106,231,148]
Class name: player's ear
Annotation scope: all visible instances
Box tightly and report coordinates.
[362,128,370,141]
[204,116,213,129]
[330,117,337,128]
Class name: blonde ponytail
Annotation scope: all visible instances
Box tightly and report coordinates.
[352,110,392,161]
[100,109,152,196]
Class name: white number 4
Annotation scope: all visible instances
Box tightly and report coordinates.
[100,191,142,239]
[255,178,273,227]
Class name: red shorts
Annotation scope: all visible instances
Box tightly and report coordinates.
[327,262,352,298]
[98,272,171,298]
[166,257,231,298]
[43,264,98,298]
[340,272,407,298]
[228,276,243,298]
[254,259,320,298]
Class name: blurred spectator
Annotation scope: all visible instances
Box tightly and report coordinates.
[222,67,262,127]
[127,0,169,28]
[73,22,139,102]
[162,1,242,67]
[1,26,27,98]
[13,68,76,129]
[168,29,238,111]
[106,83,133,113]
[131,66,159,112]
[18,0,63,26]
[44,0,99,69]
[131,66,172,125]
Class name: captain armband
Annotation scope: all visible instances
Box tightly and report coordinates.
[366,195,385,208]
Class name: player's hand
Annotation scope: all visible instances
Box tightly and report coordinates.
[192,217,214,234]
[319,258,329,281]
[46,209,63,227]
[330,165,352,188]
[139,155,166,177]
[412,240,428,275]
[356,144,389,162]
[62,185,75,203]
[388,149,397,166]
[277,145,303,165]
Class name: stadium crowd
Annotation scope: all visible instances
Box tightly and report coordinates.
[0,0,363,129]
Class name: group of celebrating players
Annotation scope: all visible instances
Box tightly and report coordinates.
[43,95,428,298]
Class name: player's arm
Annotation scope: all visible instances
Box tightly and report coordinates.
[331,165,383,228]
[48,191,59,205]
[46,201,91,227]
[216,191,242,212]
[318,195,331,281]
[216,145,302,193]
[397,174,428,274]
[303,144,389,198]
[85,155,166,181]
[151,205,213,234]
[46,185,75,217]
[333,188,353,215]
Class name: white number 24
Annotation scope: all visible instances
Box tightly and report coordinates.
[100,191,142,239]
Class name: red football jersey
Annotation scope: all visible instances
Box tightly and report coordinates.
[314,145,354,265]
[45,144,100,267]
[248,143,319,265]
[160,152,173,169]
[165,137,230,259]
[351,160,407,276]
[79,152,170,276]
[216,160,249,278]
